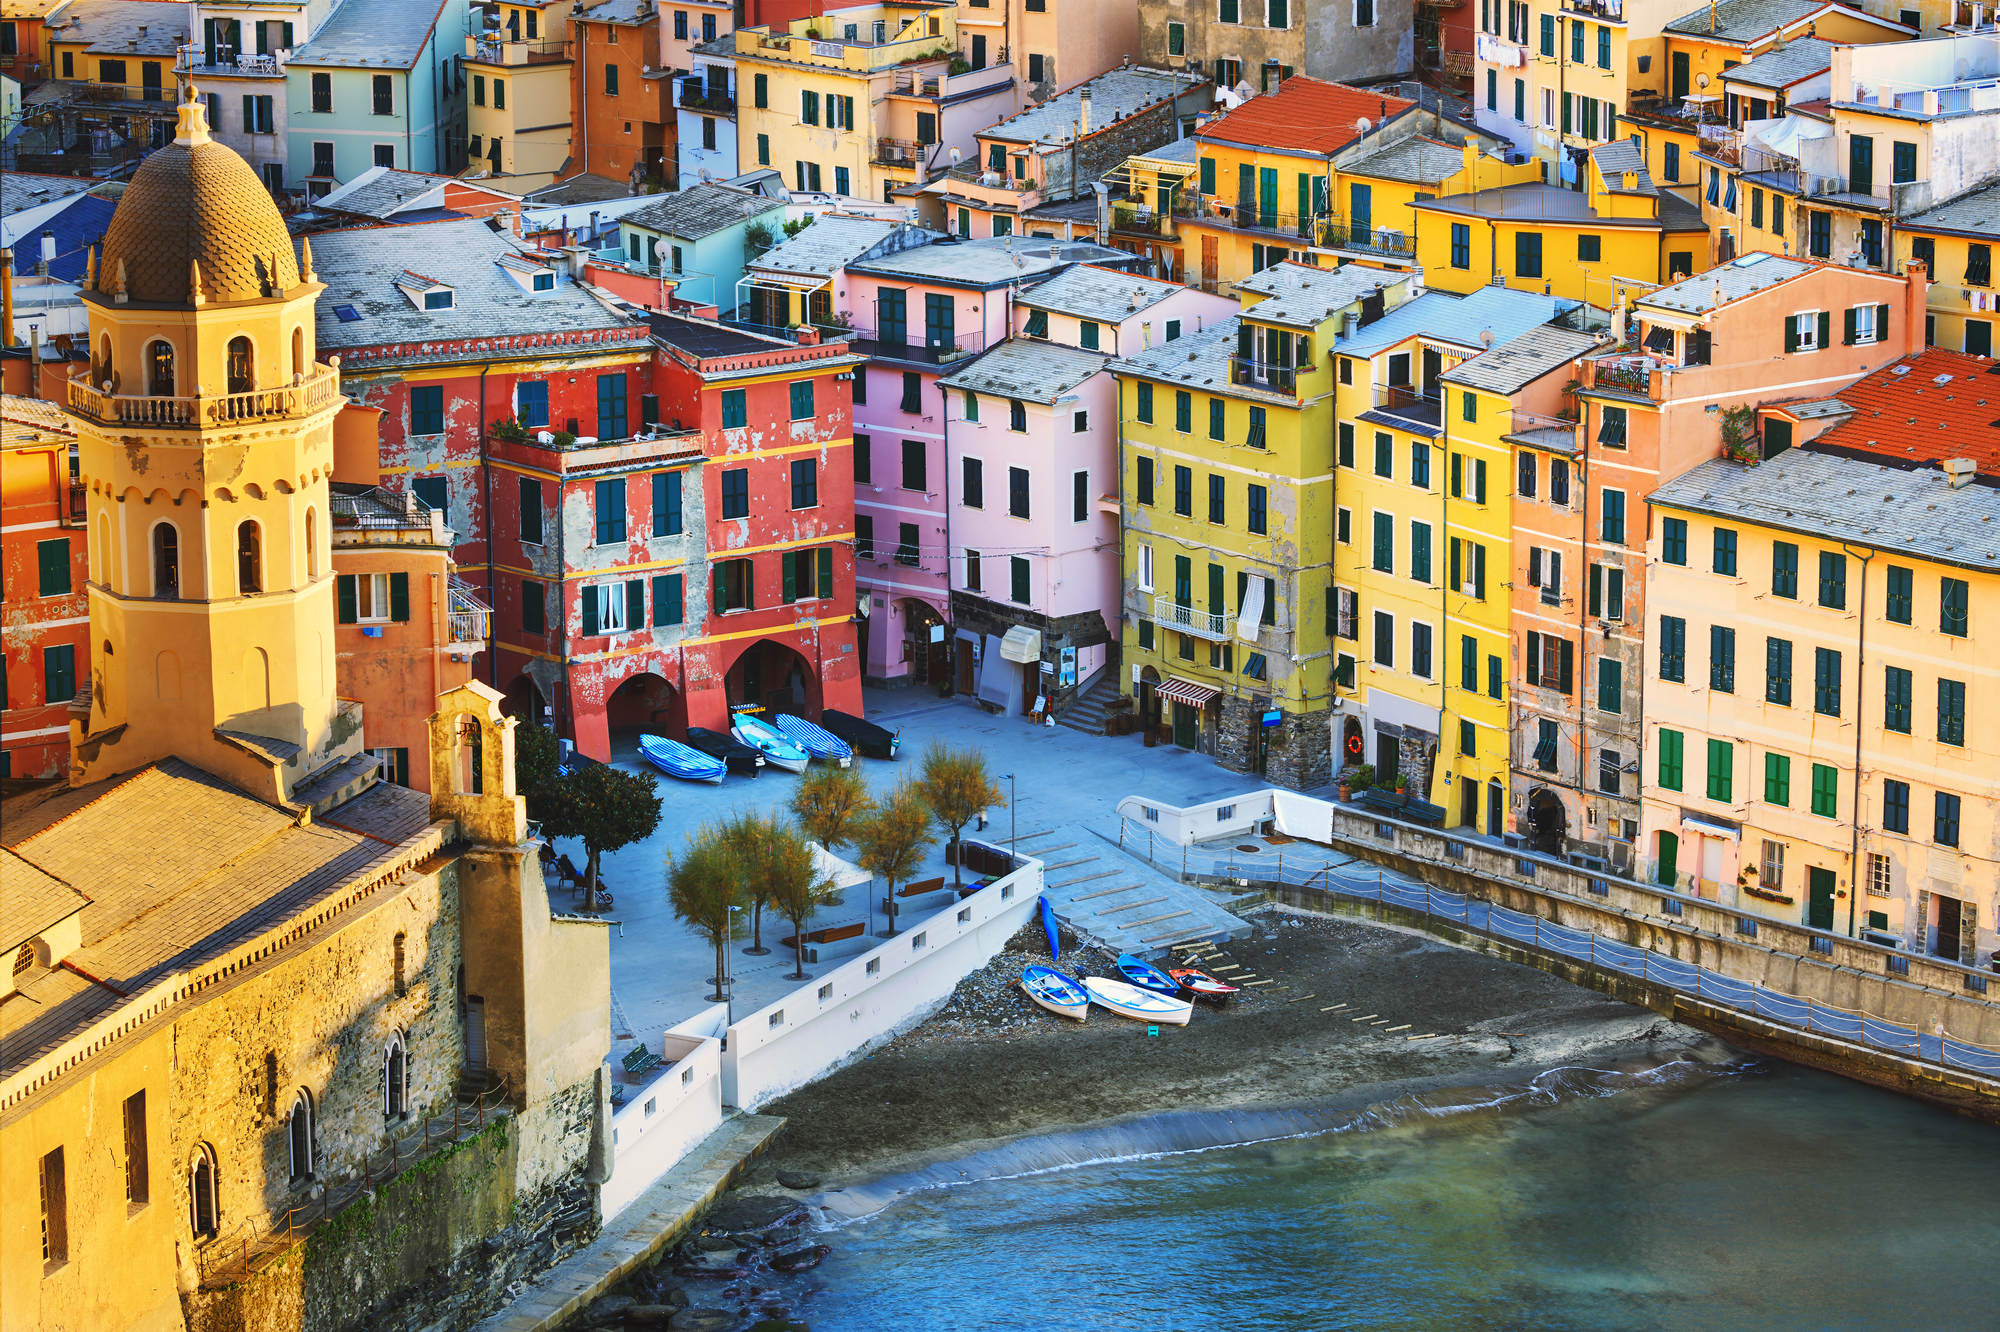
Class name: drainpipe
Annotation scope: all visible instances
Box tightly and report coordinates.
[1842,542,1874,937]
[940,370,954,691]
[480,360,498,686]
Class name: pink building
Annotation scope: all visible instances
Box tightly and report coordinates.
[936,266,1235,711]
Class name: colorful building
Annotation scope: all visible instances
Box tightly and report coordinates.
[462,0,573,191]
[0,394,85,781]
[184,0,315,194]
[959,0,1140,107]
[1115,262,1416,786]
[285,0,469,189]
[1897,180,1997,357]
[1133,0,1413,92]
[936,265,1234,712]
[1639,348,1995,971]
[564,0,672,190]
[614,181,785,311]
[34,0,188,176]
[674,33,740,189]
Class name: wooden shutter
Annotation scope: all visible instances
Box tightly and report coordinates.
[1526,632,1541,685]
[1816,311,1831,350]
[781,551,798,603]
[1450,537,1461,590]
[1784,315,1798,353]
[1843,308,1858,345]
[1472,543,1486,600]
[626,580,644,630]
[1207,562,1224,614]
[581,585,599,636]
[817,548,833,600]
[1876,303,1890,339]
[337,574,358,623]
[1528,548,1542,587]
[1558,638,1574,694]
[389,571,410,621]
[1588,563,1601,615]
[652,574,682,626]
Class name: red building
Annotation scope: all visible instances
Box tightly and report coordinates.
[0,394,86,781]
[564,0,672,190]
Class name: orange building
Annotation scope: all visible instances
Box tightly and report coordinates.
[0,394,85,781]
[565,0,672,190]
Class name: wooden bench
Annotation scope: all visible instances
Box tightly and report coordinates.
[896,876,947,899]
[619,1044,661,1086]
[1350,787,1447,828]
[780,920,866,949]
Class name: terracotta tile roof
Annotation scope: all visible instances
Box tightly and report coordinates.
[1808,348,2000,475]
[1198,77,1416,156]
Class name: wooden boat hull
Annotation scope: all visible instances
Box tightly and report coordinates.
[1021,965,1089,1021]
[637,735,728,784]
[730,714,810,773]
[1167,968,1239,999]
[1115,952,1181,997]
[1082,976,1193,1025]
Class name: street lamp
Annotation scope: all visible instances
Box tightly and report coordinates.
[1000,772,1016,858]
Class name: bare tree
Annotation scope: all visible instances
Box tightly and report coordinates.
[851,779,936,937]
[666,826,746,1001]
[760,817,841,980]
[916,741,1007,888]
[789,763,875,855]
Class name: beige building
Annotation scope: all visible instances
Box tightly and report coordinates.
[1135,0,1412,94]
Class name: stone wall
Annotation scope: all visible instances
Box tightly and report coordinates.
[949,591,1113,713]
[1217,695,1331,791]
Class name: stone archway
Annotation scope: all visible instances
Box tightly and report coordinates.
[899,599,947,687]
[723,638,820,719]
[1527,786,1568,855]
[502,673,547,727]
[606,672,684,756]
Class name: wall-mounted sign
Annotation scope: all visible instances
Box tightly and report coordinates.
[1261,709,1282,728]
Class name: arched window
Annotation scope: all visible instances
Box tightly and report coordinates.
[189,1145,219,1239]
[97,333,113,386]
[237,521,261,595]
[147,340,175,396]
[13,942,35,974]
[291,327,305,382]
[304,508,317,578]
[227,336,253,395]
[383,1034,408,1119]
[154,523,179,598]
[286,1092,314,1182]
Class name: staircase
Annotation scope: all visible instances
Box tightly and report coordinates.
[1055,670,1122,736]
[455,1067,501,1104]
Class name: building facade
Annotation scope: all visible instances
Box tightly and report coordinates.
[564,0,671,189]
[0,395,86,781]
[1134,0,1413,92]
[285,0,469,189]
[462,0,574,191]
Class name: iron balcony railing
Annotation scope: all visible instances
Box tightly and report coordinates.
[1229,356,1297,395]
[676,78,735,113]
[874,136,927,168]
[1153,595,1231,642]
[448,580,491,648]
[1590,358,1651,396]
[947,162,1034,193]
[845,327,984,364]
[1369,384,1444,429]
[1319,216,1416,258]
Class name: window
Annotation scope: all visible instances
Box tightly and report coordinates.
[856,516,874,560]
[1409,521,1430,582]
[1515,232,1542,278]
[37,1145,67,1269]
[1765,752,1791,806]
[312,141,335,177]
[1208,474,1226,525]
[1968,245,1993,287]
[1601,489,1625,545]
[1659,614,1686,682]
[1883,779,1910,834]
[1712,526,1737,575]
[1597,657,1622,714]
[1137,544,1154,594]
[1372,512,1394,573]
[1373,430,1393,478]
[372,73,393,115]
[713,558,756,610]
[604,63,619,95]
[1373,611,1394,667]
[1463,393,1479,426]
[1407,441,1430,489]
[311,71,332,113]
[1938,677,1965,746]
[1662,517,1687,566]
[790,459,818,510]
[1786,309,1829,352]
[902,439,926,491]
[789,380,814,421]
[962,457,985,509]
[1009,399,1027,432]
[1338,422,1354,467]
[1450,223,1471,269]
[1248,485,1268,535]
[1209,397,1225,441]
[1136,457,1153,506]
[756,133,770,166]
[1814,647,1841,717]
[1885,564,1913,623]
[1811,763,1838,819]
[123,1091,149,1209]
[1168,21,1186,52]
[338,571,409,624]
[1010,467,1030,519]
[598,373,628,438]
[754,73,768,108]
[1818,552,1846,609]
[1936,792,1962,847]
[1657,727,1685,791]
[781,548,834,603]
[899,371,921,413]
[288,1091,315,1182]
[720,468,749,519]
[408,383,445,436]
[1882,664,1914,733]
[522,579,547,635]
[1245,405,1268,450]
[1706,739,1734,802]
[1596,405,1626,447]
[36,537,71,597]
[1174,466,1192,516]
[1535,719,1559,773]
[1411,622,1433,679]
[916,112,936,144]
[1461,635,1479,692]
[44,644,76,703]
[1808,211,1831,259]
[719,388,747,430]
[236,521,262,595]
[1549,458,1569,506]
[1764,636,1792,705]
[1770,540,1798,598]
[966,549,983,593]
[1526,631,1573,692]
[1710,625,1735,693]
[1071,470,1090,523]
[1940,577,1969,637]
[1011,556,1031,604]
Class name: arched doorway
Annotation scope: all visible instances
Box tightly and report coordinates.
[1137,665,1161,741]
[1526,787,1568,855]
[899,599,947,687]
[607,672,684,757]
[502,673,548,728]
[1340,716,1364,770]
[726,638,820,718]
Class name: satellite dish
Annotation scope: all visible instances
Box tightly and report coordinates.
[1480,328,1495,347]
[1696,73,1710,89]
[1356,117,1372,134]
[950,145,961,163]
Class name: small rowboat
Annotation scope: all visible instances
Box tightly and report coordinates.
[820,709,901,760]
[1116,952,1181,997]
[638,734,727,784]
[1167,968,1240,1000]
[1020,965,1089,1021]
[730,711,810,773]
[685,726,765,777]
[1081,976,1194,1026]
[772,714,854,767]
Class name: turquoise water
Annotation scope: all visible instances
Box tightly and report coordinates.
[785,1060,2000,1331]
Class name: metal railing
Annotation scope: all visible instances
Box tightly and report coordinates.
[676,79,735,113]
[1152,595,1231,641]
[448,580,491,648]
[893,71,942,96]
[1589,359,1650,395]
[1369,385,1444,428]
[196,1075,514,1290]
[1112,204,1175,235]
[948,162,1034,193]
[1320,217,1416,258]
[874,136,926,168]
[470,36,569,64]
[66,364,341,427]
[1230,356,1297,394]
[845,327,983,364]
[1119,825,2000,1078]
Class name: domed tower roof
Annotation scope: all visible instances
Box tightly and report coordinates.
[95,86,300,306]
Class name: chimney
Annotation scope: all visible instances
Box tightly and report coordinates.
[1903,260,1927,354]
[1944,458,1976,489]
[1049,243,1061,260]
[39,228,55,274]
[1079,86,1091,135]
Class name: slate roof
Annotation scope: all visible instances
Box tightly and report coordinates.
[1591,140,1658,195]
[1,847,90,951]
[1135,137,1201,165]
[1726,36,1838,89]
[1335,285,1575,358]
[0,172,98,223]
[1414,182,1692,227]
[65,0,189,56]
[9,192,118,282]
[619,183,784,241]
[1441,324,1602,393]
[290,0,454,70]
[1109,316,1245,392]
[1650,449,2000,574]
[575,0,657,24]
[524,174,638,206]
[1809,349,2000,473]
[1199,76,1416,156]
[314,166,456,220]
[937,338,1110,402]
[848,235,1134,286]
[309,218,633,351]
[1638,252,1820,314]
[981,67,1200,145]
[1664,0,1825,43]
[1237,261,1412,328]
[1897,179,2000,240]
[1342,137,1466,187]
[1013,264,1182,320]
[0,761,431,1083]
[753,216,903,277]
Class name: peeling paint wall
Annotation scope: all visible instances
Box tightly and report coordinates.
[1,431,88,779]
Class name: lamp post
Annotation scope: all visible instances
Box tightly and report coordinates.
[1000,772,1016,856]
[723,905,741,1025]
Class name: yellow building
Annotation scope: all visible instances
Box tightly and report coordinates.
[1659,0,1902,106]
[1413,139,1710,305]
[1113,263,1421,787]
[1638,348,1996,964]
[1328,280,1584,823]
[463,0,572,190]
[1896,180,1997,357]
[1105,137,1201,281]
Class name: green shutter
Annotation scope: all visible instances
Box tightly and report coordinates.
[582,585,600,636]
[1208,563,1224,614]
[337,575,357,623]
[1817,311,1831,350]
[37,538,70,596]
[1785,315,1799,352]
[1877,303,1890,339]
[1597,658,1621,713]
[653,574,683,626]
[389,571,410,622]
[1843,308,1858,344]
[1659,729,1683,791]
[782,551,798,603]
[627,580,644,629]
[817,547,834,600]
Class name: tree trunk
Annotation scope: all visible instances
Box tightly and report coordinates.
[949,826,964,888]
[584,848,600,913]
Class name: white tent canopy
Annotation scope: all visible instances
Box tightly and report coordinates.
[812,842,873,889]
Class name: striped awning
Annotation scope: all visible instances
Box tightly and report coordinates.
[1155,676,1220,709]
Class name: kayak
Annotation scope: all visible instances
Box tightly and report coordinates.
[637,734,727,784]
[1081,976,1194,1025]
[1040,896,1062,960]
[730,711,810,773]
[1020,965,1089,1021]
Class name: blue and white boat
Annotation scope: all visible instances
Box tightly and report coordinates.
[730,710,810,773]
[1020,965,1090,1021]
[1116,952,1181,998]
[772,713,854,767]
[638,734,727,784]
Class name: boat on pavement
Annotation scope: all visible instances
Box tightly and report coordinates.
[637,735,728,784]
[685,726,765,777]
[772,713,855,767]
[1116,952,1181,997]
[1167,968,1240,1001]
[730,711,810,773]
[820,708,901,760]
[1081,976,1194,1025]
[1020,965,1090,1021]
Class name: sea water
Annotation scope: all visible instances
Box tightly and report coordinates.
[783,1059,2000,1331]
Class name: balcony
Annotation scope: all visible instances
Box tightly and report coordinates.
[1111,203,1178,238]
[1229,356,1298,395]
[66,80,180,109]
[1319,215,1416,259]
[1442,49,1475,76]
[466,36,569,65]
[1153,595,1231,642]
[1561,0,1623,16]
[845,327,984,365]
[716,313,856,346]
[62,478,86,528]
[1367,385,1443,432]
[1503,409,1579,454]
[676,78,735,114]
[875,137,928,169]
[1188,193,1321,242]
[66,363,341,429]
[182,54,285,79]
[447,580,491,654]
[947,161,1035,194]
[1588,357,1652,397]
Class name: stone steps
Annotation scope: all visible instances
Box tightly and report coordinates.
[1054,671,1123,736]
[1035,822,1252,958]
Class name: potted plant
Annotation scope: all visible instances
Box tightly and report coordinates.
[949,56,971,74]
[804,27,821,38]
[491,414,530,443]
[1351,763,1375,793]
[1393,772,1409,806]
[1720,404,1759,463]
